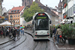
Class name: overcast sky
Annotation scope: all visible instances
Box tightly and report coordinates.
[2,0,60,10]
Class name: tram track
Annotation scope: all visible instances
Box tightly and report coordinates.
[25,31,39,50]
[10,31,50,50]
[9,34,27,50]
[32,41,49,50]
[33,42,39,50]
[10,31,34,50]
[0,34,27,50]
[0,38,20,49]
[0,31,33,50]
[25,31,49,50]
[45,41,48,50]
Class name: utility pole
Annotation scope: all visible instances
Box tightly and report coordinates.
[10,15,12,27]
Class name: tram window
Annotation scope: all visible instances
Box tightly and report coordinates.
[35,19,49,30]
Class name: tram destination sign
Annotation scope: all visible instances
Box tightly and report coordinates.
[36,17,47,19]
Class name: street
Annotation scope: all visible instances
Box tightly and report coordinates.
[0,30,57,50]
[12,30,57,50]
[0,29,74,50]
[0,30,75,50]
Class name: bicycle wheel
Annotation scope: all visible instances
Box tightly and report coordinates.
[59,38,65,45]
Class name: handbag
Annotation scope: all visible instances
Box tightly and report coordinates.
[1,31,3,34]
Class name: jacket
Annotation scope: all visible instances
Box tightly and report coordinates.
[56,28,62,35]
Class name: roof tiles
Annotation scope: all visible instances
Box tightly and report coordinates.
[9,6,24,13]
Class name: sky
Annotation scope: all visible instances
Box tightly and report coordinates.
[2,0,60,10]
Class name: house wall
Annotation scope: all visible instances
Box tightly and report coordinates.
[62,0,74,19]
[50,16,59,26]
[2,7,7,15]
[9,13,20,25]
[0,0,2,16]
[20,17,26,25]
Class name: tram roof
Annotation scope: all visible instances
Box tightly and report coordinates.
[33,12,51,20]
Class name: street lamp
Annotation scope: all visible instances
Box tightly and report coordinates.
[10,15,12,27]
[13,20,15,28]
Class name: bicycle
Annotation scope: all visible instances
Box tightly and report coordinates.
[58,35,66,45]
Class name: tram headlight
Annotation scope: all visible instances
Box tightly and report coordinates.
[47,32,49,35]
[35,32,37,35]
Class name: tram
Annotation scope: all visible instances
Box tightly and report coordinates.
[32,12,51,40]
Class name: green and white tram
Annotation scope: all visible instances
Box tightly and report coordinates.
[32,12,51,40]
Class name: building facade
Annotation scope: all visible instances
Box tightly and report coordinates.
[8,6,26,26]
[22,0,33,7]
[62,0,75,19]
[0,0,3,17]
[55,0,63,24]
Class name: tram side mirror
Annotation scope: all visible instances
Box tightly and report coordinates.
[32,21,34,25]
[50,21,51,24]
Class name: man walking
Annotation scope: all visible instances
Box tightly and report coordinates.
[53,27,57,43]
[17,27,20,39]
[56,26,62,44]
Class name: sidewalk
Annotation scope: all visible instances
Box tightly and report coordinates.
[53,39,75,50]
[0,37,12,45]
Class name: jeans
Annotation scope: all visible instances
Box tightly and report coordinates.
[57,35,60,43]
[20,30,22,34]
[22,30,24,35]
[21,30,24,35]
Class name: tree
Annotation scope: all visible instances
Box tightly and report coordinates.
[22,2,44,22]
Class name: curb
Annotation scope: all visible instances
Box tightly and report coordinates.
[55,44,75,50]
[0,31,32,45]
[25,32,33,37]
[0,39,13,45]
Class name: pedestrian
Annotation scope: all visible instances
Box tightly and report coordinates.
[53,27,57,43]
[1,30,3,37]
[0,27,3,37]
[17,27,20,39]
[9,27,11,38]
[22,28,24,35]
[21,28,22,34]
[56,26,62,44]
[0,27,2,37]
[6,27,9,36]
[3,27,7,38]
[13,29,17,41]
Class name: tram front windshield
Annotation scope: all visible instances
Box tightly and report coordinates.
[35,19,48,30]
